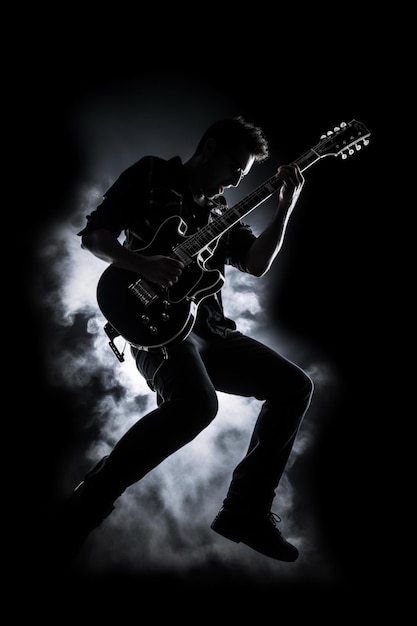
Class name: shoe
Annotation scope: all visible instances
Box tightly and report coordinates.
[211,507,299,562]
[46,480,115,563]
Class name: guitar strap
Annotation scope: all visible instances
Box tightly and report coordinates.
[104,322,126,362]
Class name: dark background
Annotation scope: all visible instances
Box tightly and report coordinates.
[13,17,392,612]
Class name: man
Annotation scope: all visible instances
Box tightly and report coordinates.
[55,116,314,563]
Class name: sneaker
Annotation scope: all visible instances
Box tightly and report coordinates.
[210,507,299,562]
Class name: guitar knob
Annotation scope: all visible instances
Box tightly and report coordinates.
[150,326,158,334]
[162,300,171,309]
[141,315,150,324]
[161,313,170,322]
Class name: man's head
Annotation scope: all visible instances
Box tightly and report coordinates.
[196,116,270,164]
[193,116,270,199]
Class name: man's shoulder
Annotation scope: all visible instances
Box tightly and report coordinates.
[127,154,182,171]
[107,155,182,191]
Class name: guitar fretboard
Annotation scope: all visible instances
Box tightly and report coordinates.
[173,148,320,263]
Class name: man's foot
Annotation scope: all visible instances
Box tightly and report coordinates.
[46,481,115,564]
[210,507,299,562]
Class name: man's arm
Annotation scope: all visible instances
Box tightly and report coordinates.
[81,228,184,288]
[245,164,305,277]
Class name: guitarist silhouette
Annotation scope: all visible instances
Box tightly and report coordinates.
[51,116,369,564]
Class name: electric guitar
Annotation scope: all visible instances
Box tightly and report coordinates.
[96,119,371,351]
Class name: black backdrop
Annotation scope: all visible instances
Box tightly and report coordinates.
[14,33,390,611]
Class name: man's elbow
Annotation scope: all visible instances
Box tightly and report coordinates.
[80,234,90,251]
[251,266,270,278]
[246,259,271,278]
[80,231,99,252]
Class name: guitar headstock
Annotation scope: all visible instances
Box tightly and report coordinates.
[314,119,371,160]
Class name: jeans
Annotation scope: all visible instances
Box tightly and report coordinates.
[86,330,314,512]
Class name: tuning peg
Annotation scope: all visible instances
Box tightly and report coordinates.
[341,152,348,159]
[363,138,370,146]
[320,134,326,139]
[334,126,341,132]
[327,130,333,136]
[355,144,362,151]
[340,121,346,127]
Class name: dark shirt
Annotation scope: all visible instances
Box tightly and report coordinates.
[78,155,256,337]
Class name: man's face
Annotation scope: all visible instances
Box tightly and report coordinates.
[201,143,255,199]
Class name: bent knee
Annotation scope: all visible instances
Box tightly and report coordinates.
[302,371,314,399]
[293,368,314,404]
[192,390,219,425]
[273,364,314,404]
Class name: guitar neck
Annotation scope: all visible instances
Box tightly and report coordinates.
[173,118,371,261]
[174,148,321,261]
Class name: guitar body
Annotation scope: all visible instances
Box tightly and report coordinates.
[97,215,224,350]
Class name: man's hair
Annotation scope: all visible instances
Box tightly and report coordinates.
[196,116,270,163]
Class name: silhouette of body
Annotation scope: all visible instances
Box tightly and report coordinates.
[50,116,313,564]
